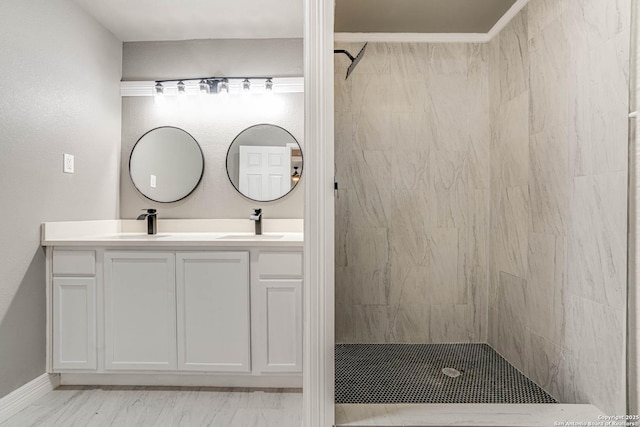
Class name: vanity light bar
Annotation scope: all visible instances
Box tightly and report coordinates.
[120,77,304,97]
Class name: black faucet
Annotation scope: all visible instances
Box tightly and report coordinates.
[137,209,157,235]
[250,208,262,235]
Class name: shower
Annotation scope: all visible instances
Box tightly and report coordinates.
[333,43,367,79]
[333,0,632,415]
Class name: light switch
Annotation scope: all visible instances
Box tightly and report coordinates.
[150,174,156,188]
[63,154,74,174]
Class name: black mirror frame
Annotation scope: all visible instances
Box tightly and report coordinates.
[225,123,304,203]
[129,126,205,204]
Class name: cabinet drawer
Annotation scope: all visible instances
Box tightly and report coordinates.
[53,250,95,276]
[258,252,303,278]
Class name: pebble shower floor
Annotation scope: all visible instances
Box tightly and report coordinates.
[335,343,557,404]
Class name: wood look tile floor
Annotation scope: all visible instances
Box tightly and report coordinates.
[1,386,303,427]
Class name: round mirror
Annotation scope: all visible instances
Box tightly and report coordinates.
[129,126,204,203]
[226,124,303,202]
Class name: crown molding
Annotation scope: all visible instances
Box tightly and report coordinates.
[334,0,530,44]
[486,0,530,40]
[334,32,490,43]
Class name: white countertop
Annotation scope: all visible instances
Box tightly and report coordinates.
[41,219,304,247]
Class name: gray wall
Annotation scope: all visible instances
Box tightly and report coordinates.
[123,39,303,81]
[488,1,630,415]
[120,39,304,219]
[0,0,122,398]
[334,43,490,343]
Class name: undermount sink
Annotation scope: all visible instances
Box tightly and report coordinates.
[217,234,285,240]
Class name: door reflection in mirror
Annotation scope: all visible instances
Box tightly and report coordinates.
[226,124,303,202]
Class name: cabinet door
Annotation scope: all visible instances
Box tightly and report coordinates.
[254,279,303,373]
[176,252,250,372]
[104,252,176,371]
[52,277,96,370]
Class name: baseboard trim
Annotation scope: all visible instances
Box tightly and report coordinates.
[60,373,302,388]
[0,373,60,424]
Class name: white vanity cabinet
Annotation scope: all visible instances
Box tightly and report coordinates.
[45,235,302,387]
[103,251,252,373]
[52,250,97,370]
[253,251,303,373]
[176,252,250,372]
[104,252,176,371]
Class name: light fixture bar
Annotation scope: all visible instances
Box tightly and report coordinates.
[121,77,304,97]
[154,76,273,84]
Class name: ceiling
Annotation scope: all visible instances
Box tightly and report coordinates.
[335,0,517,34]
[73,0,518,42]
[71,0,303,41]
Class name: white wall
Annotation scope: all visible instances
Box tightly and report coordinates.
[120,39,304,219]
[0,0,122,398]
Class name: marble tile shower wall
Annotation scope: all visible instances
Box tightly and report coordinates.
[488,1,630,415]
[334,43,490,344]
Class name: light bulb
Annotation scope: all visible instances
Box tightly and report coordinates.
[199,79,210,95]
[292,166,300,183]
[153,82,164,96]
[153,82,164,104]
[177,81,186,96]
[219,78,229,94]
[242,78,251,93]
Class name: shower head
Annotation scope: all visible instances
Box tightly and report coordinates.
[334,42,368,80]
[346,42,367,79]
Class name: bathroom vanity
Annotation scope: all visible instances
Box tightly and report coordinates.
[41,219,303,388]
